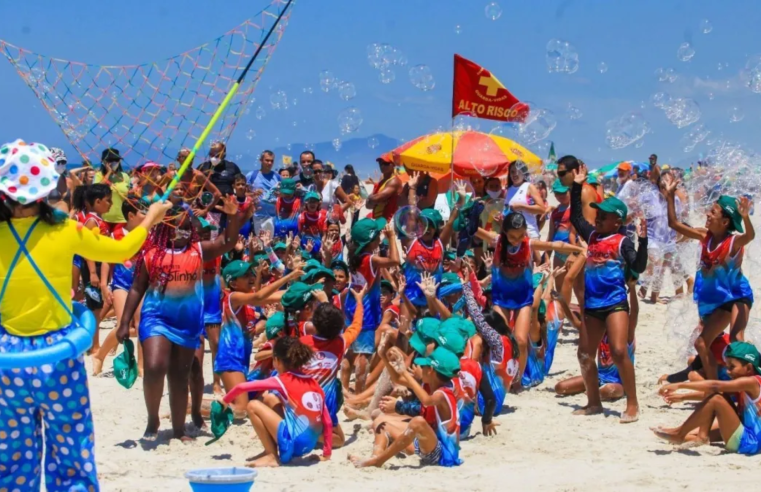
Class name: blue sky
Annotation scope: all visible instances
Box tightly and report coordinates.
[1,0,760,169]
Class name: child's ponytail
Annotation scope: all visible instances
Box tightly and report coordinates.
[272,337,315,371]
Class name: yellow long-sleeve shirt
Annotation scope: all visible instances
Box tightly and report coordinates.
[0,217,148,336]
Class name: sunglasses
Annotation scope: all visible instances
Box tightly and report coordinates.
[556,170,568,177]
[313,170,324,174]
[379,161,392,167]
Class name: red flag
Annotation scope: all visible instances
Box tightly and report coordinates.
[452,54,529,123]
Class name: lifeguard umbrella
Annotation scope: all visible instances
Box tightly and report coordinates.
[386,130,541,178]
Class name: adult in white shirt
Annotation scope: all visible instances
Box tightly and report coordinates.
[503,160,545,239]
[311,160,351,215]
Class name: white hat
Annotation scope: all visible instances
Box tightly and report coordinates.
[0,139,60,204]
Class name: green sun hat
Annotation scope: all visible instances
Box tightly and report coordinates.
[441,316,476,339]
[413,347,461,379]
[717,195,744,233]
[222,260,254,284]
[281,282,319,310]
[197,217,218,231]
[552,179,569,194]
[410,317,441,356]
[434,325,467,356]
[380,279,394,293]
[279,178,296,195]
[265,312,285,340]
[273,242,287,252]
[725,341,761,375]
[303,265,335,283]
[351,217,387,252]
[305,190,321,202]
[420,208,443,230]
[205,400,234,446]
[444,250,457,261]
[591,196,628,221]
[114,339,138,389]
[440,272,461,286]
[587,173,599,185]
[253,253,269,265]
[304,259,323,272]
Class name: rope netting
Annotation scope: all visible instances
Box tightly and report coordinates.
[0,0,293,170]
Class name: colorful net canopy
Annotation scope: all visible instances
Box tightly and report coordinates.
[0,0,293,167]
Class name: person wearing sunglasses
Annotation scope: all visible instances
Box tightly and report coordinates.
[366,156,402,222]
[556,155,601,226]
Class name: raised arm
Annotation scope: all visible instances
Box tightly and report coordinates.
[462,281,503,361]
[732,196,755,253]
[662,174,705,241]
[230,269,303,309]
[569,182,595,243]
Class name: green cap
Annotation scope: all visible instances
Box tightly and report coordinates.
[281,282,318,310]
[717,195,744,233]
[114,339,138,389]
[197,217,217,231]
[725,341,761,375]
[464,250,475,258]
[303,266,335,283]
[280,178,296,195]
[552,179,569,194]
[434,325,467,355]
[591,196,628,221]
[414,347,461,379]
[304,259,323,272]
[273,242,287,251]
[532,272,546,290]
[351,217,387,252]
[444,250,456,261]
[441,316,476,339]
[380,279,394,293]
[265,312,285,340]
[253,253,269,265]
[205,400,234,445]
[410,317,441,356]
[305,191,321,202]
[222,260,254,284]
[420,208,443,230]
[440,272,461,287]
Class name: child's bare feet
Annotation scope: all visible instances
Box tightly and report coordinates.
[246,454,279,468]
[620,404,640,423]
[246,450,268,462]
[343,406,368,421]
[348,454,381,468]
[651,426,683,444]
[91,357,104,376]
[213,383,223,396]
[572,405,604,416]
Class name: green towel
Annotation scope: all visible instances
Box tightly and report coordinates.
[113,339,138,389]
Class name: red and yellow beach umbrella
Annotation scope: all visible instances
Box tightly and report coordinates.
[387,130,541,177]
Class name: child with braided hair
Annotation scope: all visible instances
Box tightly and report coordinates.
[116,195,253,441]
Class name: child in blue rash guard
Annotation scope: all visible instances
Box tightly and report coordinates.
[350,346,462,468]
[662,173,755,381]
[522,270,562,388]
[215,261,303,412]
[248,312,286,383]
[569,165,648,423]
[485,211,583,391]
[199,217,223,394]
[343,218,401,396]
[653,342,761,454]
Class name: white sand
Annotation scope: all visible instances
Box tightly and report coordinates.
[86,190,761,490]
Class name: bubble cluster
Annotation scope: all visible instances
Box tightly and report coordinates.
[409,65,436,91]
[651,91,671,109]
[744,55,761,93]
[518,107,557,144]
[338,107,363,134]
[546,39,579,74]
[680,123,710,152]
[485,2,502,20]
[367,43,407,84]
[605,111,649,149]
[655,67,678,83]
[677,42,695,62]
[332,138,342,151]
[662,98,701,128]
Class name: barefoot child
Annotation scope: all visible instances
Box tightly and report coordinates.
[653,341,761,454]
[221,337,333,467]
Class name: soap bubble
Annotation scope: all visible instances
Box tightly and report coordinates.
[605,111,649,149]
[663,98,701,128]
[700,19,713,34]
[319,70,335,92]
[246,129,255,141]
[635,139,645,149]
[518,107,557,144]
[367,137,379,149]
[680,124,710,152]
[303,87,313,94]
[744,55,761,93]
[269,90,287,110]
[379,69,396,84]
[255,106,266,120]
[338,107,363,134]
[566,103,583,120]
[485,2,502,20]
[454,25,462,34]
[598,62,608,74]
[651,92,672,109]
[394,206,428,239]
[338,82,356,101]
[729,106,745,123]
[454,113,482,132]
[409,65,436,91]
[332,138,342,151]
[677,42,696,62]
[546,39,579,74]
[657,67,678,82]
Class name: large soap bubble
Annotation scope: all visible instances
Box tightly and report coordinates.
[338,107,363,134]
[409,65,435,91]
[605,111,649,149]
[546,39,579,74]
[677,42,696,62]
[663,98,701,128]
[518,107,557,144]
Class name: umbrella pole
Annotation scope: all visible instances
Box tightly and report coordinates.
[449,117,455,205]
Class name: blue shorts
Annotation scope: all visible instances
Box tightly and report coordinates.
[323,379,343,427]
[458,400,476,439]
[73,254,83,270]
[350,331,375,355]
[214,334,253,375]
[521,340,545,388]
[478,363,507,416]
[110,265,134,292]
[414,439,443,466]
[277,419,320,464]
[274,217,298,238]
[598,364,621,386]
[138,319,202,350]
[0,325,99,492]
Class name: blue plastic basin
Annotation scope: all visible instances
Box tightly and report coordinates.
[186,467,257,492]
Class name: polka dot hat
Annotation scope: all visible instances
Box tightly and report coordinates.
[0,139,60,204]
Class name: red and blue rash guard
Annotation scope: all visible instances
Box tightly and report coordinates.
[584,232,627,309]
[298,209,327,237]
[110,224,137,292]
[83,211,109,236]
[694,233,754,319]
[276,196,301,219]
[597,334,636,385]
[420,386,462,467]
[248,340,274,381]
[403,238,444,307]
[344,254,381,333]
[736,376,761,455]
[223,372,333,463]
[491,236,534,310]
[454,357,482,438]
[139,243,204,349]
[202,257,222,325]
[214,291,258,374]
[550,205,572,243]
